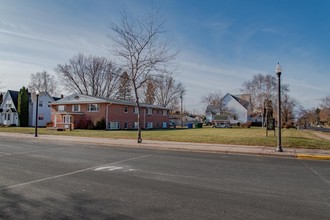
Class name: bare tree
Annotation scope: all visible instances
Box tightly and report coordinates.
[241,73,289,115]
[281,93,298,125]
[28,71,58,96]
[320,95,330,125]
[154,74,185,109]
[56,53,121,98]
[321,95,330,108]
[109,10,177,143]
[202,91,224,107]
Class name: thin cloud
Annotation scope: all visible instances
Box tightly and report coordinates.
[0,29,63,45]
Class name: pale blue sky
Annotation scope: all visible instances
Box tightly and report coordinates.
[1,0,329,113]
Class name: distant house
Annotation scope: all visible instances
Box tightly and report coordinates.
[0,90,20,126]
[50,93,171,130]
[0,90,60,127]
[29,91,61,127]
[205,93,252,124]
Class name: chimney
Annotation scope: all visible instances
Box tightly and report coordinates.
[60,94,64,98]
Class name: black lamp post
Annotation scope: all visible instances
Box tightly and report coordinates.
[34,90,39,137]
[275,63,283,152]
[180,91,183,127]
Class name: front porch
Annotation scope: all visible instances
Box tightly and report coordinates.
[52,112,84,131]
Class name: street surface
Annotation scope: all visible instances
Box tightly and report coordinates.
[0,137,329,219]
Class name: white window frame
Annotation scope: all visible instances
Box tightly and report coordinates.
[124,106,128,113]
[72,104,80,112]
[146,122,153,129]
[6,100,12,108]
[133,107,139,114]
[109,122,120,130]
[133,122,139,129]
[39,100,43,107]
[88,104,99,112]
[58,105,65,111]
[163,110,168,116]
[147,108,153,115]
[162,122,167,128]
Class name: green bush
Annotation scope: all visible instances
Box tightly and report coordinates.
[94,117,106,130]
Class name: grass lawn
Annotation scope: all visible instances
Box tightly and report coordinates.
[1,126,329,150]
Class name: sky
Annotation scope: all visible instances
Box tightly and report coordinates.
[1,0,329,113]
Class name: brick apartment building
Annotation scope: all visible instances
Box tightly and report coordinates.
[50,93,171,130]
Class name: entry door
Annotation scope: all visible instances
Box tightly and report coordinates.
[63,115,71,123]
[4,113,11,125]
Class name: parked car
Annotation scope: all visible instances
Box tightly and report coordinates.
[169,121,176,128]
[212,121,232,128]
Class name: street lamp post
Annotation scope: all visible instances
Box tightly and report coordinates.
[180,91,183,127]
[275,63,283,152]
[34,90,39,137]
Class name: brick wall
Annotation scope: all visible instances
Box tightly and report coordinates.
[51,102,170,129]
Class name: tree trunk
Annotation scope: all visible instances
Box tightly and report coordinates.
[134,85,142,143]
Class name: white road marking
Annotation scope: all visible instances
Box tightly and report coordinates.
[1,154,151,190]
[95,166,123,171]
[94,166,136,172]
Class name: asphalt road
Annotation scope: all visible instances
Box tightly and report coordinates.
[0,138,329,220]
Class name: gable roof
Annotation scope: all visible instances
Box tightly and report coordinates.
[230,94,251,110]
[51,93,170,110]
[205,93,251,114]
[8,90,19,109]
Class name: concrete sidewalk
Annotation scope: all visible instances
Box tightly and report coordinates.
[1,132,330,160]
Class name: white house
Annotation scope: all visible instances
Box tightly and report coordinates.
[0,90,21,126]
[205,93,252,124]
[29,91,61,127]
[0,90,60,127]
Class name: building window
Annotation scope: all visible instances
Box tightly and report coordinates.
[124,122,128,129]
[88,104,99,112]
[146,122,153,129]
[147,108,153,115]
[38,114,44,120]
[39,100,43,107]
[124,106,128,113]
[48,101,51,107]
[133,107,139,114]
[133,122,138,129]
[72,105,80,112]
[109,122,120,130]
[58,105,65,111]
[6,101,12,108]
[162,122,167,128]
[163,110,168,116]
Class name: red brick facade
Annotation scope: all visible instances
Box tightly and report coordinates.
[51,100,170,130]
